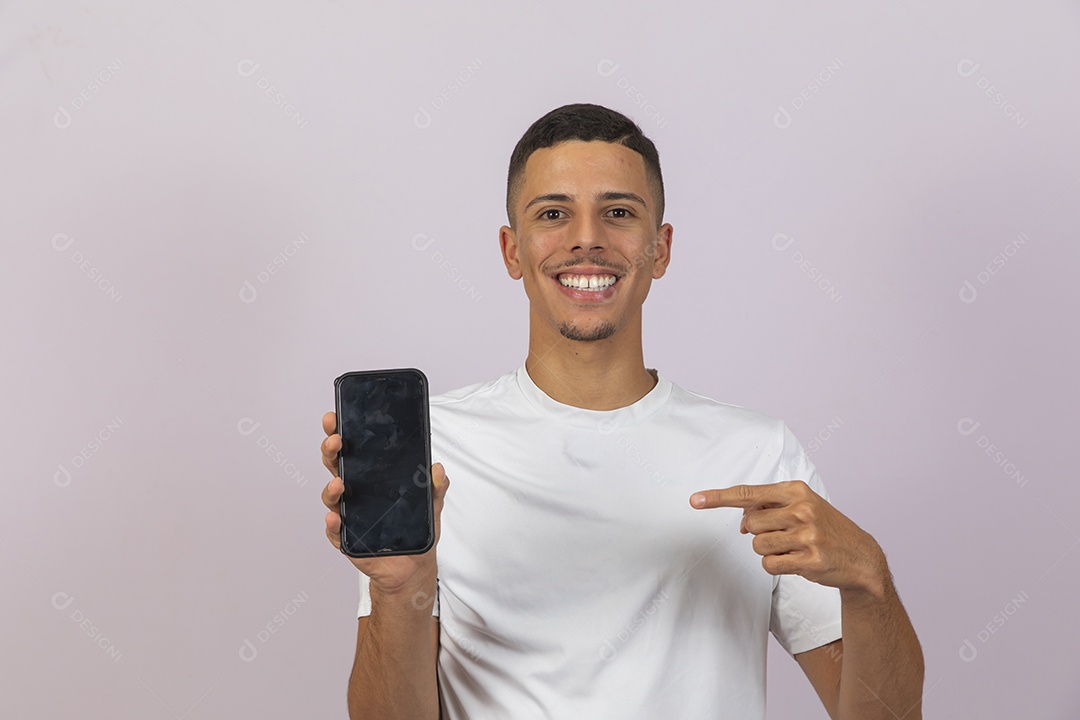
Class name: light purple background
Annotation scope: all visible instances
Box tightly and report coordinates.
[2,1,1078,717]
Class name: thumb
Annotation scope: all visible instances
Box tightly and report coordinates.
[432,462,450,501]
[431,462,449,542]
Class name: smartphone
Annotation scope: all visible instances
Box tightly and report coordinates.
[334,368,434,558]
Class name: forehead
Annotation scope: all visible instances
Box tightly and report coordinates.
[521,140,648,192]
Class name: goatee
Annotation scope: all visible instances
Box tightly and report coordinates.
[557,321,618,342]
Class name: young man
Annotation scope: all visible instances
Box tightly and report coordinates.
[320,103,924,719]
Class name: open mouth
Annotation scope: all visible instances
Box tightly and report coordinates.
[556,273,618,292]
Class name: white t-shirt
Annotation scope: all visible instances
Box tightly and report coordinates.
[357,365,842,719]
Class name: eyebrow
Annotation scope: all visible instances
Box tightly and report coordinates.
[523,191,649,212]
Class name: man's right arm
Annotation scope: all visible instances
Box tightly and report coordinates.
[321,411,448,720]
[347,585,441,720]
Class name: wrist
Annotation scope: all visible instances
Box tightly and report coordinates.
[370,566,438,610]
[841,561,892,603]
[840,537,891,600]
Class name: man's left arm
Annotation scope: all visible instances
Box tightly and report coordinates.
[690,481,925,720]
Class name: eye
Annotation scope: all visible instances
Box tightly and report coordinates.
[541,209,565,221]
[607,207,632,219]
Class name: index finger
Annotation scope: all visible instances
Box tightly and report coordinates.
[322,411,338,437]
[689,484,787,510]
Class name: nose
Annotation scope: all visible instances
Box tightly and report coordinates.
[567,212,606,253]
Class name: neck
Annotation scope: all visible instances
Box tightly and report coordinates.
[524,310,656,411]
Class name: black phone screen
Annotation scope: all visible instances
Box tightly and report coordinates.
[334,369,433,557]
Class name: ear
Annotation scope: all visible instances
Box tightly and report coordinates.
[651,223,673,279]
[499,225,523,280]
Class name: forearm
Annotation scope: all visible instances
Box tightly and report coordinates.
[836,572,924,720]
[347,571,440,720]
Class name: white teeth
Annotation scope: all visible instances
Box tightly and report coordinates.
[558,273,617,290]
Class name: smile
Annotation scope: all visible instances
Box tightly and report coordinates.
[557,273,617,291]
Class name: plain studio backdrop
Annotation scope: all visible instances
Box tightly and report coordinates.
[2,1,1078,717]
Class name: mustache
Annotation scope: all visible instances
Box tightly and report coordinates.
[548,256,629,275]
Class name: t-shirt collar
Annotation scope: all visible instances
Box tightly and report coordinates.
[514,363,672,429]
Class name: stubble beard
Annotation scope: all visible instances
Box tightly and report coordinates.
[557,320,619,342]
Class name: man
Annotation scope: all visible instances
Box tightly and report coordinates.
[320,103,924,719]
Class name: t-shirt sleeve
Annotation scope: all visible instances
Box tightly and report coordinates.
[357,571,440,618]
[768,422,844,656]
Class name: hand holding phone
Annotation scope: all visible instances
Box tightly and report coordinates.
[332,369,435,558]
[320,430,448,598]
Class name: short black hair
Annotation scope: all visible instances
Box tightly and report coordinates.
[506,103,665,230]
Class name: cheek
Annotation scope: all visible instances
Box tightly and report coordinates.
[518,236,563,272]
[519,273,553,309]
[623,240,658,273]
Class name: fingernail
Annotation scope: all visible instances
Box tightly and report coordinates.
[691,493,706,508]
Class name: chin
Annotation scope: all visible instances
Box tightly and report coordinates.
[557,320,618,342]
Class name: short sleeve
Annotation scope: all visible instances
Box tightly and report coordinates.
[357,571,440,618]
[768,422,843,656]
